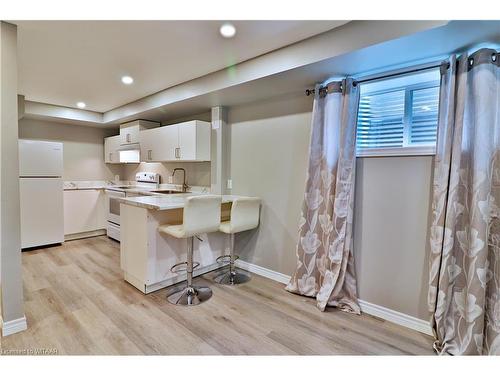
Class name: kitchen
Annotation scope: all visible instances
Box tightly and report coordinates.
[2,17,500,359]
[20,116,260,299]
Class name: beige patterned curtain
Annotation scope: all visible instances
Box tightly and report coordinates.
[428,48,500,355]
[286,78,360,313]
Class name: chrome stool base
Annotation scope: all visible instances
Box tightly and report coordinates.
[167,285,213,306]
[214,233,251,286]
[214,270,251,285]
[167,236,212,306]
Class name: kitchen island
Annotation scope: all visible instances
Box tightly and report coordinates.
[118,193,259,293]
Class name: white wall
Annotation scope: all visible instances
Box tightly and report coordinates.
[354,156,432,320]
[229,95,313,274]
[18,118,122,181]
[229,94,432,321]
[0,21,25,327]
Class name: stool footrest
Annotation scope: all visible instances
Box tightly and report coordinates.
[216,255,230,264]
[216,255,239,264]
[170,261,200,273]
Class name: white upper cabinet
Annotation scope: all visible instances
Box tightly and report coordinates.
[178,121,211,161]
[104,135,121,164]
[104,120,160,164]
[140,124,178,162]
[119,120,159,145]
[140,120,211,162]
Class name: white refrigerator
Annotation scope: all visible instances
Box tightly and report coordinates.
[19,139,64,249]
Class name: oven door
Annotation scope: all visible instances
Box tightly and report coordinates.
[106,190,126,225]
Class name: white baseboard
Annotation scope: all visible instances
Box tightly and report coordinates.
[125,262,226,294]
[235,259,432,336]
[235,259,291,284]
[1,315,28,337]
[358,299,432,336]
[64,229,106,241]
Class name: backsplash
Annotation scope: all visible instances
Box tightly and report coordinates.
[122,162,211,188]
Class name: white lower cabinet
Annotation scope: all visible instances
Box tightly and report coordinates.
[64,189,107,235]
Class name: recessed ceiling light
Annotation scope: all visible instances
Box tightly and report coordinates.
[219,23,236,38]
[121,75,134,85]
[76,102,86,109]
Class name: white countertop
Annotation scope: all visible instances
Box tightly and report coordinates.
[118,193,258,210]
[63,180,131,190]
[104,186,166,195]
[63,180,209,194]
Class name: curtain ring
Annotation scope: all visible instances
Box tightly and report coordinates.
[440,61,450,75]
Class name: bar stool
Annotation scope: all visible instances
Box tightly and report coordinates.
[158,195,222,306]
[215,197,260,285]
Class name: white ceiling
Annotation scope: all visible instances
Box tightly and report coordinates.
[99,21,500,125]
[15,20,348,112]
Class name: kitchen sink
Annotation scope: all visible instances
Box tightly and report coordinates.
[151,189,184,194]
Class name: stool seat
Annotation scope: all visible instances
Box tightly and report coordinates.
[158,224,186,238]
[218,197,261,234]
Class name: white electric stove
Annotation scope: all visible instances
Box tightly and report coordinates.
[106,172,160,241]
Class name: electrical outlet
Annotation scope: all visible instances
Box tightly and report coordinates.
[227,179,232,189]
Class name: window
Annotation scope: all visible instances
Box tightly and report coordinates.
[356,69,440,157]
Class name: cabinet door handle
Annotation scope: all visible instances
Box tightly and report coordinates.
[126,133,131,143]
[109,152,112,161]
[175,147,180,159]
[148,150,152,160]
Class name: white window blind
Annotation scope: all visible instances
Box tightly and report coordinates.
[356,69,440,157]
[357,89,406,149]
[410,86,440,145]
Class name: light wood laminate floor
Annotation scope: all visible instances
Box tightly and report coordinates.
[1,236,434,355]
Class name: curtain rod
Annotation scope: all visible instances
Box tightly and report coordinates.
[305,60,443,96]
[306,48,499,96]
[356,61,442,84]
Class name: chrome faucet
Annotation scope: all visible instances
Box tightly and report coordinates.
[172,168,189,192]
